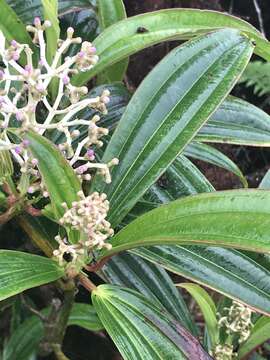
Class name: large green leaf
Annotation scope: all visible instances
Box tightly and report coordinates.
[91,29,253,226]
[0,0,34,51]
[97,0,128,82]
[92,284,211,360]
[184,142,247,187]
[72,9,267,86]
[98,190,270,259]
[196,96,270,146]
[103,252,196,334]
[132,245,270,316]
[26,131,81,220]
[0,250,64,301]
[3,303,103,360]
[178,283,218,348]
[238,316,270,359]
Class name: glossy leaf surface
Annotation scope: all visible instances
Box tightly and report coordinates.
[42,0,60,65]
[72,9,266,85]
[184,142,247,187]
[0,250,64,301]
[97,0,128,82]
[132,245,270,315]
[7,0,94,23]
[99,190,270,258]
[92,284,211,360]
[103,252,196,334]
[197,96,270,146]
[92,29,253,226]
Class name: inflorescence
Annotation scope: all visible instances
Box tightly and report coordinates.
[0,18,118,268]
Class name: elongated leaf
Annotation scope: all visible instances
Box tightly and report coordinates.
[91,29,253,226]
[72,9,266,86]
[26,131,80,220]
[0,250,64,301]
[196,96,270,146]
[42,0,60,66]
[97,0,128,82]
[98,190,270,259]
[103,252,196,334]
[3,303,103,360]
[238,316,270,359]
[0,0,34,51]
[132,245,270,316]
[184,142,247,187]
[92,284,211,360]
[178,283,218,347]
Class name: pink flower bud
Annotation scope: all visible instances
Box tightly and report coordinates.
[15,146,22,154]
[12,51,20,61]
[89,46,96,53]
[22,139,30,147]
[62,75,70,85]
[11,40,18,48]
[87,149,95,159]
[0,70,4,80]
[27,186,35,194]
[15,112,23,121]
[36,83,45,92]
[31,158,38,166]
[102,96,110,104]
[77,51,85,58]
[34,17,41,27]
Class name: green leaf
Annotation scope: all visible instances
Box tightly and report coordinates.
[238,61,270,97]
[0,0,35,56]
[178,283,218,347]
[98,190,270,259]
[184,142,247,187]
[103,252,196,334]
[0,250,64,301]
[132,245,270,316]
[72,8,267,86]
[3,303,103,360]
[42,0,59,65]
[7,0,95,24]
[26,131,81,220]
[196,96,270,146]
[91,29,253,226]
[238,316,270,359]
[92,284,211,360]
[97,0,128,82]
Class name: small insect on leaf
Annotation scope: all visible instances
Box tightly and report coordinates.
[136,26,149,33]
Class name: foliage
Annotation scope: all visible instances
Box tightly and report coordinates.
[0,1,270,359]
[239,61,270,96]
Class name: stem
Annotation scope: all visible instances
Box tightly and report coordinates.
[78,273,97,292]
[52,344,70,360]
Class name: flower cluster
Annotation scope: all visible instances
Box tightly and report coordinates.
[218,301,253,344]
[0,18,117,195]
[53,191,114,266]
[0,18,118,267]
[212,344,235,360]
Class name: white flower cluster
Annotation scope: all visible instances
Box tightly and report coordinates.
[218,301,253,344]
[0,18,118,267]
[212,344,235,360]
[53,191,113,266]
[0,18,117,195]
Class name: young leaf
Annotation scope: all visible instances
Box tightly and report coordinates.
[238,316,270,359]
[72,8,267,86]
[197,96,270,146]
[103,252,196,334]
[133,245,270,316]
[26,131,81,220]
[259,170,270,189]
[0,250,64,301]
[91,29,254,226]
[184,142,247,187]
[178,283,218,347]
[97,0,128,82]
[92,284,211,360]
[98,190,270,258]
